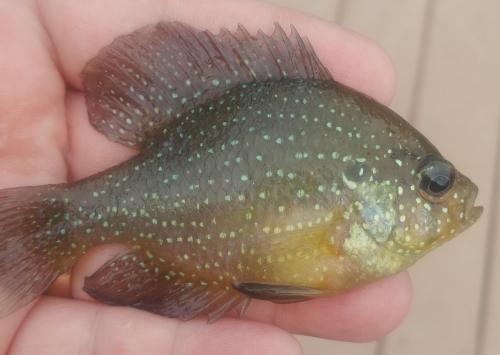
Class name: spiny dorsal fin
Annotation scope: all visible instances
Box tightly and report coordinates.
[82,22,332,149]
[83,250,247,322]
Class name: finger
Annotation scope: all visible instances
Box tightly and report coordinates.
[39,0,395,102]
[0,1,68,351]
[0,1,67,187]
[244,272,412,341]
[9,297,302,355]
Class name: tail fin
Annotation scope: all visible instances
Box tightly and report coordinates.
[0,185,72,316]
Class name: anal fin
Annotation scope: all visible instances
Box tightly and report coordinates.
[83,250,246,321]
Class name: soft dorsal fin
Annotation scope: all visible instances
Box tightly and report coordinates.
[82,22,332,149]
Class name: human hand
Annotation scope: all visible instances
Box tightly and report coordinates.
[0,0,411,354]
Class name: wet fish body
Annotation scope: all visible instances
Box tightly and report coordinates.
[0,22,482,320]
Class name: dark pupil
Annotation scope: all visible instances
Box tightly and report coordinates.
[427,174,450,193]
[419,156,455,197]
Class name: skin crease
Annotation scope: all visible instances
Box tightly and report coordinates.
[0,0,413,354]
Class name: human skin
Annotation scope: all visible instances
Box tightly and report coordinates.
[0,0,411,354]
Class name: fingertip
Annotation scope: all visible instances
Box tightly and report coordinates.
[314,28,397,104]
[324,272,413,341]
[363,37,397,104]
[349,272,412,341]
[244,272,412,342]
[353,35,397,104]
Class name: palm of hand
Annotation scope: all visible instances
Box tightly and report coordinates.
[0,1,410,354]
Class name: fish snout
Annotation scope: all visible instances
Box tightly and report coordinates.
[462,182,483,227]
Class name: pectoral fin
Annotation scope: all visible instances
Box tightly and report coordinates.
[233,282,325,303]
[83,250,246,322]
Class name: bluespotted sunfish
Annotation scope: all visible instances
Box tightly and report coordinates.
[0,22,482,321]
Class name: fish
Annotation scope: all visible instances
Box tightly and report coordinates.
[0,22,483,321]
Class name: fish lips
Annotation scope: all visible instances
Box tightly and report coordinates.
[462,183,483,229]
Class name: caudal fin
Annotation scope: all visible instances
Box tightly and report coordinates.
[0,185,72,316]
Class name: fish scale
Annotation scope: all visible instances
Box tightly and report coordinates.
[0,22,482,321]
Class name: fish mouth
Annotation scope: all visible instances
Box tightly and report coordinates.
[463,184,483,227]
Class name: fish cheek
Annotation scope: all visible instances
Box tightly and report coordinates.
[337,181,419,279]
[398,201,454,252]
[353,181,398,243]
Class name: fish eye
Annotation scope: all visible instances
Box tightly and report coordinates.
[417,155,455,200]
